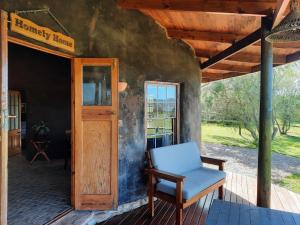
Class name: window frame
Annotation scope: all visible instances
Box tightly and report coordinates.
[144,81,180,149]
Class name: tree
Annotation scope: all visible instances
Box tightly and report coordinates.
[273,62,300,134]
[201,61,300,145]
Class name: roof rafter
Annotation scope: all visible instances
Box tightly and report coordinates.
[197,50,286,64]
[272,0,291,28]
[206,63,253,73]
[118,0,275,16]
[200,29,262,69]
[202,71,244,82]
[286,51,300,63]
[169,29,300,49]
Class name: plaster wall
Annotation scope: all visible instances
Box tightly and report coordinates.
[1,0,201,204]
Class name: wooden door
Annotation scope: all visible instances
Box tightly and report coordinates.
[8,91,21,157]
[0,10,8,225]
[72,58,118,210]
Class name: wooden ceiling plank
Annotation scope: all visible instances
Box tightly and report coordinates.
[272,0,291,28]
[118,0,275,16]
[200,29,261,69]
[167,29,242,43]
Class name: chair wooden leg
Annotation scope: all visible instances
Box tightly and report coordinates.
[218,185,224,200]
[176,181,183,225]
[148,174,154,217]
[176,206,183,225]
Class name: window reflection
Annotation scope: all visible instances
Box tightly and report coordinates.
[82,66,112,106]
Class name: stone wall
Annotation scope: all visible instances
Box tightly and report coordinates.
[1,0,201,204]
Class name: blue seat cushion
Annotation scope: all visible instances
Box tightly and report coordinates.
[156,167,226,200]
[150,142,202,175]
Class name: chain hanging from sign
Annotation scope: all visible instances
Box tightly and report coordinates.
[10,8,75,53]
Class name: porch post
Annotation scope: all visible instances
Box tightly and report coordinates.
[257,17,273,208]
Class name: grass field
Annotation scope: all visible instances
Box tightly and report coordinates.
[279,174,300,193]
[202,123,300,158]
[202,122,300,193]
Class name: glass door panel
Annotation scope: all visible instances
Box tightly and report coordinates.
[82,66,112,106]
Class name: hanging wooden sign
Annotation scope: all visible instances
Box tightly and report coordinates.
[10,13,75,53]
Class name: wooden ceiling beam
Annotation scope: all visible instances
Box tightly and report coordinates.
[251,63,284,73]
[207,63,253,73]
[286,51,300,63]
[203,68,230,74]
[200,29,261,69]
[169,28,300,49]
[196,49,286,65]
[118,0,275,16]
[200,57,258,66]
[202,71,244,82]
[272,0,291,28]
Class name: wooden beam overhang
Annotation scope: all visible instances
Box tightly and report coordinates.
[204,68,242,74]
[118,0,275,16]
[197,50,286,65]
[286,51,300,63]
[169,28,300,50]
[272,0,291,28]
[206,63,253,73]
[200,29,262,69]
[200,57,258,66]
[202,71,244,82]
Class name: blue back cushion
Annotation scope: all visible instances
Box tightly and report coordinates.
[150,142,202,175]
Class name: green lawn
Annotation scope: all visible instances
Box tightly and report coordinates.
[279,174,300,193]
[202,123,300,158]
[202,122,300,193]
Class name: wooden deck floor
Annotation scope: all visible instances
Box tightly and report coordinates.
[99,172,300,225]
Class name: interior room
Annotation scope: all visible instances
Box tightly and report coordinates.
[7,42,72,225]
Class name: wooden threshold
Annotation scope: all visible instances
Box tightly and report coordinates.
[8,36,75,59]
[44,208,74,225]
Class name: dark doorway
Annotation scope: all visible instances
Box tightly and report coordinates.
[7,42,71,225]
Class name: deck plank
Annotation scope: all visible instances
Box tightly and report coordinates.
[98,172,300,225]
[224,172,232,202]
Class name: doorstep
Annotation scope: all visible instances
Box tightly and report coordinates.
[51,198,148,225]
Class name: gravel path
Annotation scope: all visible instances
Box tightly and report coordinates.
[203,143,300,182]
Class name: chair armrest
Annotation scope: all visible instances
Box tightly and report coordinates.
[201,156,227,171]
[145,168,185,183]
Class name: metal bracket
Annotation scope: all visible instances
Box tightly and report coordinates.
[13,8,71,36]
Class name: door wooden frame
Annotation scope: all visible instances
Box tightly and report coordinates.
[0,9,76,225]
[1,9,121,223]
[7,36,74,59]
[0,9,8,225]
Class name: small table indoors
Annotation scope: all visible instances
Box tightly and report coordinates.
[30,140,51,164]
[205,200,300,225]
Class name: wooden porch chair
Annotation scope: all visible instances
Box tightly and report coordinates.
[145,142,226,225]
